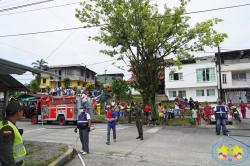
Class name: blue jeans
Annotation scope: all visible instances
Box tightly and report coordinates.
[216,118,227,135]
[107,125,116,142]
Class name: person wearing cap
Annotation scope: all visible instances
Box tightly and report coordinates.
[0,101,26,166]
[74,106,91,155]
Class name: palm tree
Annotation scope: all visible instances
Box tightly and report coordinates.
[31,59,49,84]
[31,59,48,70]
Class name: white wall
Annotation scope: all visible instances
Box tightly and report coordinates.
[165,62,217,89]
[165,87,218,102]
[165,61,218,102]
[221,62,250,89]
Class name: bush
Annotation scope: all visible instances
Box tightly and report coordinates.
[92,115,106,123]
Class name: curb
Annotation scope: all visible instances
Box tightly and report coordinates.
[48,145,75,166]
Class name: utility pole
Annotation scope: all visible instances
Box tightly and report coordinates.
[217,46,223,101]
[84,65,87,83]
[104,69,107,84]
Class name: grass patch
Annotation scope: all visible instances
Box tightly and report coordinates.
[92,115,106,123]
[167,118,193,126]
[24,141,67,166]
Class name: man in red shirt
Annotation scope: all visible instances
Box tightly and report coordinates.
[144,104,150,124]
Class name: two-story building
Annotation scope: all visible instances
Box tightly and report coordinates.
[165,56,218,102]
[40,64,96,91]
[96,73,124,86]
[218,49,250,103]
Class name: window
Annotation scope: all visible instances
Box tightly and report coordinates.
[112,77,116,80]
[59,70,62,75]
[169,91,176,98]
[178,90,186,97]
[196,90,205,96]
[196,67,215,82]
[78,82,81,86]
[232,72,246,81]
[92,74,95,80]
[42,78,46,84]
[222,74,227,84]
[207,89,215,96]
[169,73,183,80]
[86,72,90,78]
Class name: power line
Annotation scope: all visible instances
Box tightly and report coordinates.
[184,3,250,15]
[0,25,104,38]
[0,0,54,13]
[0,3,249,38]
[44,30,77,60]
[0,1,81,16]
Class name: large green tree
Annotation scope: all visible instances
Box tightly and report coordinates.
[76,0,227,114]
[31,59,49,84]
[111,79,129,101]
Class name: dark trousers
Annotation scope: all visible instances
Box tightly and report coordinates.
[107,125,116,142]
[79,129,89,153]
[136,121,143,139]
[216,118,227,135]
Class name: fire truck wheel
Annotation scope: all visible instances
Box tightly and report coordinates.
[58,115,67,125]
[31,115,38,124]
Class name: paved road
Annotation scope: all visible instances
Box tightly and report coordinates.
[18,121,250,166]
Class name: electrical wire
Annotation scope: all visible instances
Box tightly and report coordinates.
[0,25,104,38]
[0,3,250,37]
[0,0,54,13]
[0,1,81,16]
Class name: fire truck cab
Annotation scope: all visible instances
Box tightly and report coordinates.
[34,95,81,125]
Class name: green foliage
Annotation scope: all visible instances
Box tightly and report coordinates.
[63,78,71,89]
[27,80,40,93]
[76,0,227,117]
[85,83,94,91]
[111,79,129,101]
[31,59,49,84]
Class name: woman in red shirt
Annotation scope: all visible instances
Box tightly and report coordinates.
[203,102,212,125]
[240,101,247,119]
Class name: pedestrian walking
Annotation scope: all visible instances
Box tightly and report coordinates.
[214,100,228,136]
[106,105,118,145]
[191,107,198,127]
[74,106,91,154]
[0,101,26,166]
[135,103,144,140]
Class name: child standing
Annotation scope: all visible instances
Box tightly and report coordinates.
[192,108,198,127]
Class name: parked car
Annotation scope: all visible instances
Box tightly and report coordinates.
[210,104,233,125]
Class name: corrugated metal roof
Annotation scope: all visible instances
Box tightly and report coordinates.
[0,75,27,91]
[0,58,58,76]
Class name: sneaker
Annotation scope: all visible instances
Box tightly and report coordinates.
[106,142,110,145]
[80,151,87,155]
[136,136,140,139]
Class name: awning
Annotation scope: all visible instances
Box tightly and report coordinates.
[0,75,27,91]
[0,58,58,76]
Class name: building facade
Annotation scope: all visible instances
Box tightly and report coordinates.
[40,64,96,90]
[96,73,124,85]
[218,49,250,103]
[165,56,218,102]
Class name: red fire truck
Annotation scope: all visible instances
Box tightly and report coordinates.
[31,95,80,125]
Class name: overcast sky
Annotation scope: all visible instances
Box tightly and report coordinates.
[0,0,250,84]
